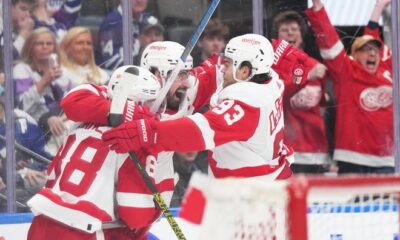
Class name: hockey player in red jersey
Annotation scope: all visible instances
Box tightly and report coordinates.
[27,66,171,240]
[102,33,294,180]
[306,0,393,174]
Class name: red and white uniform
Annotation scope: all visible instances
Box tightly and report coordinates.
[153,76,294,180]
[305,7,393,167]
[281,60,329,165]
[58,60,220,187]
[28,121,174,238]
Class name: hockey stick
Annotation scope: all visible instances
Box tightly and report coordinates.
[109,67,187,240]
[149,0,221,114]
[0,192,28,208]
[101,220,125,229]
[0,135,51,165]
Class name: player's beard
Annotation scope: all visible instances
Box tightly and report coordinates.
[167,87,187,111]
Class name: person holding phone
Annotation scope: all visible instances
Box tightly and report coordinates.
[13,27,68,154]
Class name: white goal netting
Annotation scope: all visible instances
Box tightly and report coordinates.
[196,174,289,240]
[190,174,400,240]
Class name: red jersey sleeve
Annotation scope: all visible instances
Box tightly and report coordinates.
[155,99,260,152]
[305,6,352,84]
[192,54,221,75]
[190,54,221,112]
[61,84,110,125]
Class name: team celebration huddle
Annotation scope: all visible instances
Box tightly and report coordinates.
[0,0,395,239]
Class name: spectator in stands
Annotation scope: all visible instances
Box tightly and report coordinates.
[13,27,68,150]
[194,18,229,66]
[0,99,51,212]
[170,151,208,207]
[59,26,109,88]
[0,0,35,58]
[306,0,393,174]
[43,26,110,155]
[133,16,165,65]
[273,10,329,174]
[45,0,65,15]
[31,0,82,41]
[96,0,151,71]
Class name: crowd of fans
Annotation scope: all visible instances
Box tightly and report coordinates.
[0,0,394,212]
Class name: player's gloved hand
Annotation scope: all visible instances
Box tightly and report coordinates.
[109,100,156,125]
[102,118,158,154]
[272,38,310,85]
[124,100,155,122]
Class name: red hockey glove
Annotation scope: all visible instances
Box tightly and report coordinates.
[123,100,155,122]
[102,118,158,154]
[109,100,156,125]
[272,38,310,85]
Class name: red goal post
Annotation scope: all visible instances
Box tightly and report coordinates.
[288,175,400,240]
[195,174,400,240]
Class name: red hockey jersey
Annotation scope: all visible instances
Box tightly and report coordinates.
[305,7,393,167]
[281,60,329,165]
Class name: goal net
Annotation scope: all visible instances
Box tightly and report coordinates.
[189,173,400,240]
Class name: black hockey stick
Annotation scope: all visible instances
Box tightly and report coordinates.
[0,192,28,208]
[0,134,51,164]
[109,67,186,240]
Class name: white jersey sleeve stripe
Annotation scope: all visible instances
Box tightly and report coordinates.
[28,194,103,233]
[117,191,174,208]
[320,40,344,60]
[187,113,216,149]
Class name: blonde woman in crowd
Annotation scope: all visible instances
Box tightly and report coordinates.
[43,27,109,155]
[59,26,109,90]
[13,27,68,155]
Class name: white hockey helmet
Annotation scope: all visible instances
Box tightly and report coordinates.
[224,33,274,81]
[107,65,161,103]
[140,41,193,83]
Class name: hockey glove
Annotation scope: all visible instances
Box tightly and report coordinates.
[102,118,158,154]
[272,38,310,85]
[109,100,156,125]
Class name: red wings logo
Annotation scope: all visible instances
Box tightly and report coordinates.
[359,86,392,111]
[293,68,304,76]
